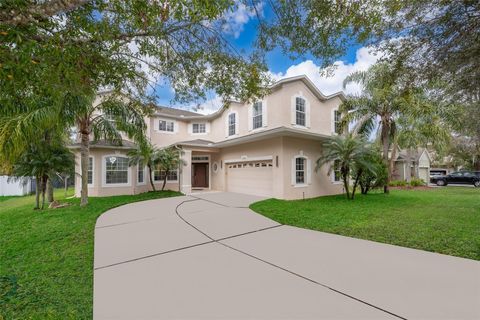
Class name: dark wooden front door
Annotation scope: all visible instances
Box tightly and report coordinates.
[192,163,208,188]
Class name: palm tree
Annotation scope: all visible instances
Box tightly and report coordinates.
[316,134,374,200]
[396,101,450,182]
[128,140,159,192]
[341,62,411,193]
[62,93,150,206]
[12,142,74,209]
[156,147,182,191]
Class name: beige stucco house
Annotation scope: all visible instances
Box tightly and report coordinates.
[71,75,346,200]
[393,148,432,183]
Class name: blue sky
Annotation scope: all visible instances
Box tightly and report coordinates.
[154,4,379,114]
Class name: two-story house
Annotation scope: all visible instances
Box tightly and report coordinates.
[70,75,345,200]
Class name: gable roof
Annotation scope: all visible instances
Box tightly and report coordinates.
[152,104,202,117]
[152,75,346,121]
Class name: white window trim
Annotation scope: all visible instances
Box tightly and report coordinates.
[291,93,310,128]
[189,122,209,136]
[291,152,312,187]
[153,168,179,182]
[102,155,131,187]
[155,118,177,135]
[87,156,94,187]
[226,111,239,137]
[331,160,343,184]
[249,100,268,132]
[331,109,341,135]
[137,163,147,185]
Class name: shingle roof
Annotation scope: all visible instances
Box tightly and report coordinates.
[69,139,137,149]
[175,139,215,146]
[153,105,202,117]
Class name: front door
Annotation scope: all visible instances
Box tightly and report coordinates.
[192,163,208,188]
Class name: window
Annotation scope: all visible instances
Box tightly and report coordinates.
[296,97,306,126]
[252,102,263,129]
[192,123,206,133]
[105,156,129,184]
[334,110,342,134]
[137,160,144,184]
[333,160,341,182]
[154,168,178,181]
[295,157,306,184]
[87,157,93,185]
[228,113,236,136]
[159,120,174,132]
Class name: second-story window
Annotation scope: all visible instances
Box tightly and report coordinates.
[192,123,206,133]
[296,97,306,126]
[334,110,342,134]
[159,120,174,132]
[228,113,236,136]
[252,102,263,129]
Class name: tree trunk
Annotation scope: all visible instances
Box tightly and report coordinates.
[405,148,413,183]
[351,169,362,200]
[148,164,156,192]
[34,176,40,209]
[162,170,168,191]
[342,166,350,199]
[47,177,54,203]
[389,140,398,180]
[41,176,47,209]
[80,127,90,207]
[381,118,391,194]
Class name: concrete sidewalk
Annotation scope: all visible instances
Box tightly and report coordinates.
[94,192,480,319]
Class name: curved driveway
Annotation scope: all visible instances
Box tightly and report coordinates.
[94,192,480,319]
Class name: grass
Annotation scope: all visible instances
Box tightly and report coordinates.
[0,188,181,320]
[251,187,480,260]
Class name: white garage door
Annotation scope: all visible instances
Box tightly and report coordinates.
[418,168,429,183]
[226,161,273,197]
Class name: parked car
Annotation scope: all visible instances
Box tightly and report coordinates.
[430,171,480,187]
[474,171,480,178]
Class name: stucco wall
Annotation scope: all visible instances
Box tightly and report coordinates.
[146,79,342,147]
[74,148,179,197]
[281,137,343,200]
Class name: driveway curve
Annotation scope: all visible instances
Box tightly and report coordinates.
[94,192,480,320]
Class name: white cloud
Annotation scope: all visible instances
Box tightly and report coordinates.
[177,46,382,115]
[221,2,262,38]
[270,46,382,95]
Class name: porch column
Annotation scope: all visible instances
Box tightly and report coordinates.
[180,149,192,194]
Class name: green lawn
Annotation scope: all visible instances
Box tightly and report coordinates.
[251,187,480,260]
[0,189,181,320]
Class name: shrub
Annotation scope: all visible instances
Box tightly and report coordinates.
[410,178,425,187]
[389,180,407,187]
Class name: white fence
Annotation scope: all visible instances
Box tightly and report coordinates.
[0,176,33,196]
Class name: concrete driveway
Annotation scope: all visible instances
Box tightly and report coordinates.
[94,192,480,319]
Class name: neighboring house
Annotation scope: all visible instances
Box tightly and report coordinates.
[70,75,346,200]
[393,148,432,183]
[0,176,34,196]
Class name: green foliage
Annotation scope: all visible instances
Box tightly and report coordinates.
[128,140,160,191]
[0,189,181,319]
[0,0,269,116]
[352,150,388,195]
[389,180,407,187]
[316,134,374,199]
[260,1,479,99]
[155,147,182,191]
[12,138,74,209]
[251,188,480,260]
[410,178,425,187]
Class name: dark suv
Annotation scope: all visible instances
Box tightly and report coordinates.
[431,171,480,187]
